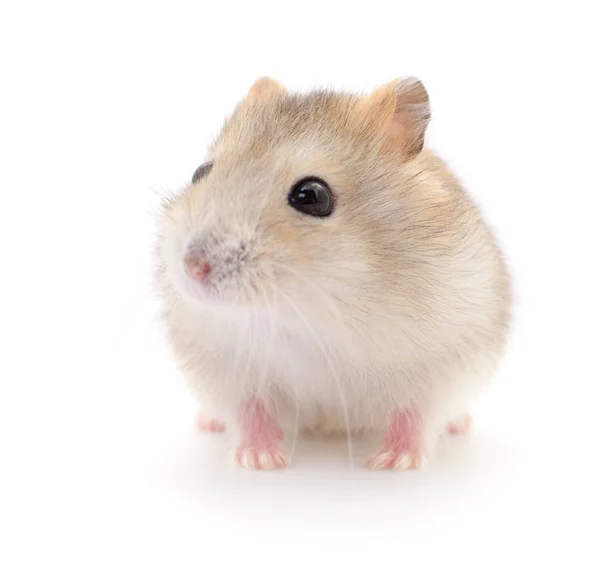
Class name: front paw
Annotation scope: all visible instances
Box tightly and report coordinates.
[367,409,427,470]
[235,445,288,470]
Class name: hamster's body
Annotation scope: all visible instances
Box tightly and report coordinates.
[156,77,511,470]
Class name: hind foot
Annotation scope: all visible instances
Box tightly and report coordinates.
[197,414,225,433]
[446,414,472,435]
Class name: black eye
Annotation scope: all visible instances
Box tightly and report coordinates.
[192,162,213,183]
[287,177,334,217]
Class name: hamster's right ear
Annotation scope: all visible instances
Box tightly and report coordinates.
[365,77,431,161]
[245,77,287,105]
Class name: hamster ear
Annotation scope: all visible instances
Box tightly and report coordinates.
[245,76,286,105]
[368,77,430,160]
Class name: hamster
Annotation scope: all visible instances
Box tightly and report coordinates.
[155,76,511,470]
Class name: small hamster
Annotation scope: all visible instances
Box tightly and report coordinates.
[156,76,511,470]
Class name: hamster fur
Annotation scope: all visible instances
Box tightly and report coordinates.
[156,77,511,470]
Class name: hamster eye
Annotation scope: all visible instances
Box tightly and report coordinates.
[191,162,213,183]
[287,177,333,217]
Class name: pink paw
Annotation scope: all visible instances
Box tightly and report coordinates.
[367,409,425,471]
[235,446,288,470]
[235,398,287,470]
[197,414,225,433]
[446,414,472,435]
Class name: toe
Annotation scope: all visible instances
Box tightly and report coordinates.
[235,447,288,470]
[367,450,424,471]
[197,414,226,432]
[447,415,472,435]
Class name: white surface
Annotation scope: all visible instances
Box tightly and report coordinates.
[1,1,599,561]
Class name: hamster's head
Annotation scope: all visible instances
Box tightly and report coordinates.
[158,76,431,321]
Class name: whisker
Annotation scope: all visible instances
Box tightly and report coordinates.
[273,286,354,469]
[245,291,257,401]
[265,260,348,328]
[255,283,274,402]
[247,184,273,241]
[114,288,157,354]
[288,391,301,465]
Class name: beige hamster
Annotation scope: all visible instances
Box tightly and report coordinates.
[156,76,511,470]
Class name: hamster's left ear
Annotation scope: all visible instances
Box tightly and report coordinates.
[245,77,287,105]
[366,77,431,160]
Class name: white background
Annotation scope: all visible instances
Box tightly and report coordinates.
[1,1,599,561]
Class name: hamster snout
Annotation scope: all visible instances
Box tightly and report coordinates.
[180,232,255,300]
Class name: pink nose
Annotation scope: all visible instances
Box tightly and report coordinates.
[184,253,212,282]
